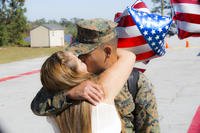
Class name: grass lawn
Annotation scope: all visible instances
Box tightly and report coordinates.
[0,46,66,64]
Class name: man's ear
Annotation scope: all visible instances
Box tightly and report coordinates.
[103,46,112,63]
[103,46,112,58]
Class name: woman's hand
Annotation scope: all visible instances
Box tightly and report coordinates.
[65,80,104,106]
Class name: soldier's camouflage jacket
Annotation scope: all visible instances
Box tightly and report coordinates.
[31,72,160,133]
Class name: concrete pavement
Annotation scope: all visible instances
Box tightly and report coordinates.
[145,47,200,133]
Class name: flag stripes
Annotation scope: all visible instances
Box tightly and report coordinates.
[171,0,200,39]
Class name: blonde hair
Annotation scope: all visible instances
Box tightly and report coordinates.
[41,51,92,133]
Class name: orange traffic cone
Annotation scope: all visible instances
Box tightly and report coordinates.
[165,42,169,49]
[186,40,189,48]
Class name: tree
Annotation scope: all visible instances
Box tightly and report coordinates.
[60,18,68,26]
[34,18,46,25]
[0,22,9,46]
[151,0,172,16]
[8,0,27,45]
[0,0,9,46]
[70,17,83,24]
[0,0,27,46]
[47,19,59,24]
[60,18,78,38]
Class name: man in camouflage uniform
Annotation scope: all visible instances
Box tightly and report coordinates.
[31,18,160,133]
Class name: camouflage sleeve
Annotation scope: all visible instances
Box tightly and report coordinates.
[31,88,73,116]
[134,72,160,133]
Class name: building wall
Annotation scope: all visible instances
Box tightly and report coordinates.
[49,30,64,47]
[30,26,49,47]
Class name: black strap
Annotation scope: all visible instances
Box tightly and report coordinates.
[127,69,139,101]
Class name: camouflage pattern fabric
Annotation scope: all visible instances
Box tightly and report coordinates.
[134,72,160,133]
[77,18,116,33]
[114,82,135,133]
[65,18,117,56]
[114,72,160,133]
[31,89,73,116]
[31,72,160,133]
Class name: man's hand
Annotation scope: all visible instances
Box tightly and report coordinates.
[65,80,104,106]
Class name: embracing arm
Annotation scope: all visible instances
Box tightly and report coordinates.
[97,49,136,103]
[31,88,73,116]
[31,81,103,116]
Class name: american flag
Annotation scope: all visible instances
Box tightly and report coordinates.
[170,0,200,39]
[115,0,172,61]
[128,7,172,56]
[115,0,153,62]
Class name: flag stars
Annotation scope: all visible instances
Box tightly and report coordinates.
[146,23,151,28]
[165,17,170,21]
[143,31,148,35]
[140,24,144,29]
[158,28,162,32]
[148,37,152,41]
[154,16,158,20]
[162,33,166,37]
[147,17,152,21]
[142,18,147,23]
[138,12,142,16]
[130,10,135,16]
[155,35,160,40]
[143,12,147,16]
[151,29,156,34]
[135,16,140,22]
[128,7,171,57]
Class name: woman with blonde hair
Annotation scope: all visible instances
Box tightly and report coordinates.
[40,49,135,133]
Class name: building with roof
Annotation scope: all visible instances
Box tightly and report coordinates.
[30,24,65,47]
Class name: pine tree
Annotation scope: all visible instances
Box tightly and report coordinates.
[0,0,27,46]
[0,22,9,46]
[151,0,177,36]
[151,0,172,16]
[8,0,27,45]
[0,0,9,46]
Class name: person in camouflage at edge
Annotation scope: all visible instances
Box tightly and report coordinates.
[31,18,160,133]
